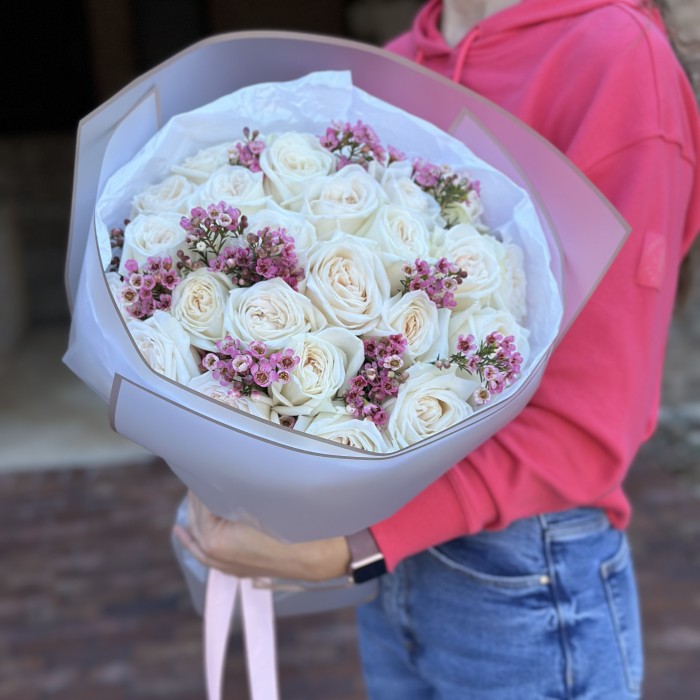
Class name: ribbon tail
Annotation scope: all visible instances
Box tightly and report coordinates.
[205,569,239,700]
[241,579,280,700]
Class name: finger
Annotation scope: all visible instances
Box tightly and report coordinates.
[173,525,285,580]
[187,492,219,535]
[188,490,209,519]
[173,525,230,573]
[186,493,198,536]
[186,492,210,541]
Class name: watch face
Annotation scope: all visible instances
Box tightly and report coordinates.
[352,557,387,584]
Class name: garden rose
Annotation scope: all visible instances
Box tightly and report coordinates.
[379,291,450,364]
[385,363,477,450]
[223,277,326,349]
[245,205,318,254]
[362,203,437,288]
[171,142,237,184]
[189,165,267,215]
[295,405,389,453]
[448,305,530,364]
[171,269,233,351]
[127,310,200,383]
[260,132,336,204]
[299,164,386,238]
[270,327,364,416]
[188,371,274,420]
[304,236,390,335]
[131,174,195,217]
[119,213,187,274]
[441,224,503,309]
[492,242,528,322]
[381,161,441,225]
[442,188,484,227]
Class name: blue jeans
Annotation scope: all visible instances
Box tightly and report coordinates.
[357,508,643,699]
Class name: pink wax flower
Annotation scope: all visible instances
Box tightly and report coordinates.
[228,127,265,172]
[411,159,480,227]
[179,201,247,268]
[344,334,410,430]
[399,258,467,309]
[319,119,386,170]
[208,226,304,291]
[206,335,301,399]
[441,333,523,405]
[118,256,183,321]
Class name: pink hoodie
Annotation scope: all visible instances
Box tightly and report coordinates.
[371,0,700,571]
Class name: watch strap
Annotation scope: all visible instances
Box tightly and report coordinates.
[346,529,386,584]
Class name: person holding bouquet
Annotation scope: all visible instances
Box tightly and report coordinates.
[174,0,700,697]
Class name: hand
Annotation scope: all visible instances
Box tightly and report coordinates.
[172,491,351,582]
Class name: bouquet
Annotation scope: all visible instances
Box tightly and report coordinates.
[64,62,606,541]
[64,34,629,700]
[103,97,545,454]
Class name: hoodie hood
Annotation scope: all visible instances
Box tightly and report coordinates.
[389,0,700,252]
[412,0,659,67]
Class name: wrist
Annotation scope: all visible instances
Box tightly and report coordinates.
[298,536,351,582]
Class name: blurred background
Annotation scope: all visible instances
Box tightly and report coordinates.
[1,0,699,698]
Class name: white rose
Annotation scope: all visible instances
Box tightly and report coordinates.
[491,242,528,322]
[245,205,317,253]
[118,213,187,274]
[223,277,326,350]
[442,188,484,227]
[361,204,437,289]
[105,271,128,318]
[362,203,433,257]
[270,328,364,417]
[305,236,390,335]
[127,310,201,383]
[362,205,434,259]
[385,363,477,450]
[379,291,450,364]
[299,164,386,239]
[188,371,273,420]
[260,132,336,204]
[448,305,530,363]
[190,165,268,216]
[295,405,389,453]
[381,161,441,226]
[131,175,195,217]
[442,224,502,310]
[171,142,237,184]
[171,269,233,351]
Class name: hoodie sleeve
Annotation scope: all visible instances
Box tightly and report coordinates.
[371,134,697,572]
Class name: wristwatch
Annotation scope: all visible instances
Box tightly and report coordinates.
[346,529,387,584]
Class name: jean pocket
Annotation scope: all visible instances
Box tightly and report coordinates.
[427,540,550,591]
[600,536,644,695]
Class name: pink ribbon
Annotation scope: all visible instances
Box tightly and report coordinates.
[205,569,280,700]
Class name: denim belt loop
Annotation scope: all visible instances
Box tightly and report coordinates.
[538,508,611,542]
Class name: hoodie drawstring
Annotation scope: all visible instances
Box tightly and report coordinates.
[414,26,482,83]
[452,26,481,82]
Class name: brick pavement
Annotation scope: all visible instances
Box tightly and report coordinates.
[1,446,699,700]
[0,461,365,700]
